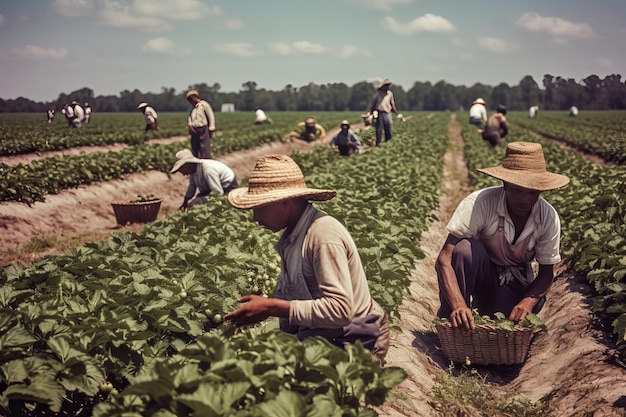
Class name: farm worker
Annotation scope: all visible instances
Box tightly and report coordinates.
[47,108,55,123]
[569,105,579,117]
[330,120,362,156]
[435,142,570,331]
[185,89,216,159]
[84,102,92,123]
[528,105,539,119]
[284,116,326,142]
[137,102,159,132]
[64,101,84,128]
[224,154,390,364]
[366,79,404,146]
[468,98,487,126]
[170,149,238,212]
[254,107,273,124]
[481,104,508,147]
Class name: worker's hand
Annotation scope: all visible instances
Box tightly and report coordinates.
[188,126,197,134]
[209,130,215,138]
[179,204,187,213]
[449,307,475,330]
[509,298,535,322]
[225,295,274,326]
[397,113,406,121]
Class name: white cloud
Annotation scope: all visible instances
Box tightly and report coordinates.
[50,0,94,17]
[51,0,242,32]
[215,43,257,57]
[382,14,456,36]
[292,41,332,54]
[350,0,413,12]
[0,45,69,61]
[0,14,5,26]
[337,45,371,58]
[478,37,508,53]
[131,0,221,21]
[269,42,291,56]
[516,12,595,39]
[269,41,332,55]
[142,37,176,55]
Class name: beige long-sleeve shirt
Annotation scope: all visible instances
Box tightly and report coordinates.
[275,204,384,329]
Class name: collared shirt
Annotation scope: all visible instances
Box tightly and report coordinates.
[275,204,380,329]
[184,159,236,201]
[446,186,562,265]
[188,100,216,130]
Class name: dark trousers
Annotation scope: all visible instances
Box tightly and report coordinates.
[190,126,211,158]
[436,238,544,318]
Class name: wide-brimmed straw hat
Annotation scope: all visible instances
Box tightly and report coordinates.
[377,79,391,89]
[473,97,486,105]
[477,142,570,191]
[170,149,202,173]
[228,154,336,209]
[137,102,148,109]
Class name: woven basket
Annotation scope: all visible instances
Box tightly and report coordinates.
[111,199,162,225]
[435,322,534,366]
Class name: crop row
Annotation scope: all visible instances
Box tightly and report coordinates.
[507,110,626,164]
[0,112,369,205]
[0,112,360,156]
[0,114,448,415]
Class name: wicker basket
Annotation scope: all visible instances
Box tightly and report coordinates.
[111,199,162,225]
[435,322,534,366]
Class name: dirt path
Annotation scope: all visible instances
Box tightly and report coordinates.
[1,117,625,415]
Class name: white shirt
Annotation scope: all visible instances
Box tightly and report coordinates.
[144,106,158,124]
[529,106,539,118]
[255,109,267,122]
[446,186,562,265]
[469,103,487,122]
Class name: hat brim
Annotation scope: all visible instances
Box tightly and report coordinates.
[477,167,570,191]
[170,157,202,173]
[228,187,336,209]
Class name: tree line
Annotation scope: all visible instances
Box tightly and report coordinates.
[1,73,624,114]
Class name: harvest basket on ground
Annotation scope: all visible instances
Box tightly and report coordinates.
[434,312,546,366]
[111,195,162,225]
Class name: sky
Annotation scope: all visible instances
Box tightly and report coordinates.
[0,0,624,102]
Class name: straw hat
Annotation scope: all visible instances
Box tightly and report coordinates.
[477,142,570,191]
[228,154,336,209]
[377,79,392,89]
[170,149,202,173]
[473,97,486,105]
[185,89,199,99]
[137,102,148,109]
[340,120,350,127]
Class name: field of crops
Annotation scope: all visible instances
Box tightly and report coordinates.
[0,110,625,415]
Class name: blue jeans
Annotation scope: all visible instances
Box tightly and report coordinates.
[375,112,393,146]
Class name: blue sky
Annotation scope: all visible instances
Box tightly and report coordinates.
[0,0,624,102]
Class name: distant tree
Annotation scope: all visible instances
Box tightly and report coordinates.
[349,81,375,112]
[518,76,542,109]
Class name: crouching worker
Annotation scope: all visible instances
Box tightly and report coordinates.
[435,142,570,330]
[285,116,326,142]
[225,154,390,364]
[330,120,362,156]
[170,149,238,212]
